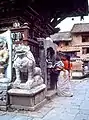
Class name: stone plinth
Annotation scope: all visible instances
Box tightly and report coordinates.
[8,84,47,111]
[0,82,11,111]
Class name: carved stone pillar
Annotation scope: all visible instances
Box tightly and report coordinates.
[38,38,47,86]
[0,30,12,110]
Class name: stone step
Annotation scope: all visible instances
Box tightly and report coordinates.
[46,90,57,100]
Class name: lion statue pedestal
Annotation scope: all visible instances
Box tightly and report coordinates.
[8,44,47,111]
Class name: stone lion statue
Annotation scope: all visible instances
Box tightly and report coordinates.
[13,44,43,89]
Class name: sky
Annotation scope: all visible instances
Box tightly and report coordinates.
[55,16,89,32]
[55,0,89,32]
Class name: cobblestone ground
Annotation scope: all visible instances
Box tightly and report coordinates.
[0,78,89,120]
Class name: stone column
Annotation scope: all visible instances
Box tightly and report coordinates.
[38,38,47,86]
[0,30,12,110]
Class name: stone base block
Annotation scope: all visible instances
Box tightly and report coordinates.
[8,84,46,111]
[0,82,11,111]
[10,99,47,111]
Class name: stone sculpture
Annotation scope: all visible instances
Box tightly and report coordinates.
[8,43,46,111]
[13,44,44,89]
[0,39,9,79]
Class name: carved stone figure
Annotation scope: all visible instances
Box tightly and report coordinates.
[0,40,9,78]
[13,44,43,89]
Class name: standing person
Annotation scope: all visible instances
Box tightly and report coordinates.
[55,61,73,97]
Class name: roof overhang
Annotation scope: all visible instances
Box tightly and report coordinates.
[30,0,88,26]
[0,0,88,27]
[0,0,88,37]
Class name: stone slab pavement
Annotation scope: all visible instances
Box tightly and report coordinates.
[0,78,89,120]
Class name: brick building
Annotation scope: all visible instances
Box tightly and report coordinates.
[51,23,89,78]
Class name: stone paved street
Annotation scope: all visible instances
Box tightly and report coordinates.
[0,78,89,120]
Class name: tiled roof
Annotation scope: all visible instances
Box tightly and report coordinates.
[71,23,89,33]
[50,32,72,42]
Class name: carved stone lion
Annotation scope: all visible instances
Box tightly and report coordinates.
[13,44,43,89]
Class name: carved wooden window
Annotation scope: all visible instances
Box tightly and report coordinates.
[82,36,89,42]
[82,48,89,54]
[65,42,69,46]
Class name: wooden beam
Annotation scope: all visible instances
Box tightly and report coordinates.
[50,16,66,27]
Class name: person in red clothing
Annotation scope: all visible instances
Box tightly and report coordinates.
[63,59,72,70]
[60,55,72,80]
[56,59,73,97]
